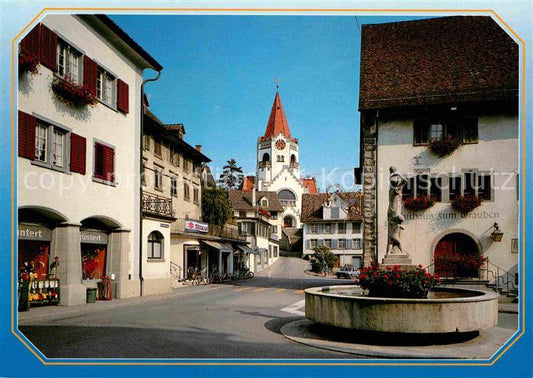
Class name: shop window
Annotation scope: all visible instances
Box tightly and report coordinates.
[81,243,107,280]
[147,231,164,259]
[93,142,115,183]
[96,68,116,107]
[57,40,81,84]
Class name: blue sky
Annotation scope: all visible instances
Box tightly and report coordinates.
[110,15,427,191]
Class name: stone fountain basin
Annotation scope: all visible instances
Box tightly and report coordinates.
[304,286,499,334]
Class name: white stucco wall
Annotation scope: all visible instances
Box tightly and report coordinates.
[142,219,171,295]
[376,113,519,274]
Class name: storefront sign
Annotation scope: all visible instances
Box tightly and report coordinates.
[18,225,52,241]
[80,230,108,244]
[184,220,208,233]
[404,210,500,221]
[160,223,170,228]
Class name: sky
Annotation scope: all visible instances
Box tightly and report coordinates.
[110,15,428,191]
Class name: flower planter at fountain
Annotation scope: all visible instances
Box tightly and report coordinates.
[304,286,498,334]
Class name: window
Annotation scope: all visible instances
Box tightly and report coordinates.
[184,183,190,201]
[430,177,443,202]
[449,175,462,201]
[56,41,81,84]
[93,142,114,183]
[416,174,430,197]
[193,188,199,204]
[147,231,164,259]
[352,256,362,269]
[478,173,492,200]
[324,239,332,248]
[96,68,115,107]
[271,212,278,220]
[261,199,268,207]
[171,176,177,196]
[338,223,346,234]
[448,171,492,201]
[143,134,150,151]
[310,239,317,249]
[413,117,478,145]
[338,239,346,249]
[34,121,68,169]
[310,224,318,234]
[352,222,361,234]
[171,149,180,166]
[154,138,162,157]
[403,177,415,200]
[154,168,163,191]
[464,172,476,196]
[324,223,332,234]
[272,225,278,234]
[277,155,285,162]
[353,239,362,249]
[331,207,340,219]
[239,211,246,218]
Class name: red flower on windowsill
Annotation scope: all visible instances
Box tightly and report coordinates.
[18,53,39,76]
[51,77,97,107]
[451,194,482,214]
[403,195,435,211]
[429,134,461,157]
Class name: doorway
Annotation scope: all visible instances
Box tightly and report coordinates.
[434,232,481,278]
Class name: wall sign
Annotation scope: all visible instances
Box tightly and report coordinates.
[184,220,209,233]
[18,224,52,241]
[80,230,108,244]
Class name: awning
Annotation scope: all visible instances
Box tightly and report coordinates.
[201,240,233,253]
[236,245,258,255]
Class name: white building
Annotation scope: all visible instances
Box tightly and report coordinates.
[228,189,283,272]
[255,90,313,229]
[359,16,519,284]
[301,192,364,267]
[17,15,162,305]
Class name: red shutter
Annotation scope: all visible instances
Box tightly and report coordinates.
[39,24,57,71]
[117,79,129,114]
[103,146,115,182]
[20,24,40,57]
[83,56,98,97]
[70,133,86,175]
[18,111,36,159]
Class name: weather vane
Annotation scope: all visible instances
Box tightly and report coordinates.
[274,78,280,90]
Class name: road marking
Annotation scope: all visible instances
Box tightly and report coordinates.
[252,287,269,292]
[281,299,305,316]
[276,288,286,293]
[294,289,304,294]
[232,287,250,292]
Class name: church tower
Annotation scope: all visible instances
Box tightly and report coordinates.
[256,89,307,229]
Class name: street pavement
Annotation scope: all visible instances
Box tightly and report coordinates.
[17,257,518,359]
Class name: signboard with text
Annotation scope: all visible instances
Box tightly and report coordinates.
[184,220,209,233]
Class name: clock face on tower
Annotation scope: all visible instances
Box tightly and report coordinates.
[275,139,286,150]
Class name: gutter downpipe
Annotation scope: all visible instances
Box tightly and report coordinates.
[139,69,162,296]
[374,109,379,264]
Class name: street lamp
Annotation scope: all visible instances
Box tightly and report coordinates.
[491,222,504,242]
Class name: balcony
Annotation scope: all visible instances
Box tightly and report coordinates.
[258,161,271,169]
[142,192,174,220]
[289,162,299,169]
[171,218,246,241]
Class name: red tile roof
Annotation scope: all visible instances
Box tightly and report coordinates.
[359,16,518,110]
[260,91,297,142]
[240,176,255,191]
[301,177,318,194]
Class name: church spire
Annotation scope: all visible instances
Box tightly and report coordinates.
[261,91,295,142]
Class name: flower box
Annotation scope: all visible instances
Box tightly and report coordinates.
[356,262,439,298]
[51,77,97,107]
[451,194,482,213]
[403,195,435,211]
[429,134,461,157]
[19,53,39,76]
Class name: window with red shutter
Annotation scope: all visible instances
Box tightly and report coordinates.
[70,133,86,175]
[94,142,115,183]
[18,111,36,159]
[39,24,57,71]
[117,79,129,114]
[20,24,40,57]
[83,56,98,97]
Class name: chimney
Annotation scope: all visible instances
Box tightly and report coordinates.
[252,184,256,208]
[195,145,202,152]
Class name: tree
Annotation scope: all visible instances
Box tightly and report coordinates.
[202,187,232,227]
[310,245,338,273]
[218,158,244,190]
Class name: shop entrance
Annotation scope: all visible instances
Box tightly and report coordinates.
[80,218,113,281]
[185,247,201,278]
[18,239,50,280]
[434,233,481,278]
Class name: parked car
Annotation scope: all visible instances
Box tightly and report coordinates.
[335,267,360,279]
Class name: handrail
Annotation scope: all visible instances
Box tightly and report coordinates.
[170,261,182,280]
[485,259,517,294]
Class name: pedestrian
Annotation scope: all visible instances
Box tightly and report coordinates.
[324,265,329,277]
